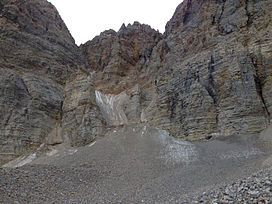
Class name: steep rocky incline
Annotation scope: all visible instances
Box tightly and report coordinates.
[80,22,163,126]
[62,69,105,147]
[80,22,162,94]
[148,0,272,140]
[81,0,272,140]
[0,0,103,165]
[1,0,272,165]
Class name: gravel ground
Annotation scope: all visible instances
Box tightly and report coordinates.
[182,167,272,204]
[0,164,111,203]
[1,165,271,203]
[1,126,272,203]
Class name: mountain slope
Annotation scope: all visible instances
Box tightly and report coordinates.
[1,0,272,165]
[81,0,272,140]
[0,0,102,164]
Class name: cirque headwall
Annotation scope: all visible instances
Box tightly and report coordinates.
[0,0,272,164]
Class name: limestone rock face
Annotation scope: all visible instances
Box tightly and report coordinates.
[81,0,272,141]
[80,22,163,94]
[148,0,272,140]
[62,69,105,147]
[1,0,272,164]
[0,0,81,84]
[0,0,82,164]
[80,22,163,127]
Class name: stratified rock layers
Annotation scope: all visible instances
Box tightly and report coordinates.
[0,0,103,164]
[62,69,105,147]
[149,0,272,140]
[80,22,163,94]
[1,0,272,164]
[82,0,272,140]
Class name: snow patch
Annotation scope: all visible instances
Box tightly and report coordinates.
[155,129,198,165]
[3,153,38,168]
[95,90,129,126]
[219,148,262,160]
[88,141,96,147]
[68,149,78,155]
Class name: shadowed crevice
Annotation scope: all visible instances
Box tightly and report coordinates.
[205,55,218,106]
[245,0,253,27]
[251,57,270,118]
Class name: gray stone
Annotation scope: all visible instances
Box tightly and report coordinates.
[80,0,272,141]
[0,0,91,164]
[62,70,105,146]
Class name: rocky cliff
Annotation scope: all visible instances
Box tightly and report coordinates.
[0,0,103,165]
[80,22,163,124]
[149,0,272,140]
[80,22,162,94]
[81,0,272,140]
[1,0,272,165]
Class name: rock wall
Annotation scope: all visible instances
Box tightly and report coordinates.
[0,0,100,164]
[147,0,272,140]
[62,69,105,147]
[80,22,163,94]
[1,0,272,164]
[81,0,272,141]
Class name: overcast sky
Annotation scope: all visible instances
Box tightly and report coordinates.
[47,0,183,45]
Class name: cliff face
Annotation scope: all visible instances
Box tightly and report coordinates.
[0,0,103,164]
[79,22,163,125]
[1,0,272,165]
[148,0,272,140]
[61,69,105,147]
[80,22,163,94]
[81,0,272,140]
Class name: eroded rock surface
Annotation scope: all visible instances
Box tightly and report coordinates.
[80,22,163,94]
[149,0,272,140]
[0,0,94,164]
[1,0,272,165]
[62,69,105,147]
[81,0,272,141]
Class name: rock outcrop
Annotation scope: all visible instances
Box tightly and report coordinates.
[148,0,272,140]
[81,0,272,140]
[80,22,163,125]
[0,0,103,165]
[1,0,272,164]
[80,22,163,94]
[62,69,105,147]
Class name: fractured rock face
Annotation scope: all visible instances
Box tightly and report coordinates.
[62,69,105,147]
[0,0,82,164]
[80,21,164,131]
[0,0,81,84]
[149,0,272,140]
[80,22,163,94]
[1,0,272,165]
[81,0,272,141]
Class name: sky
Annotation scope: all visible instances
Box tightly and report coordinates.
[47,0,183,45]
